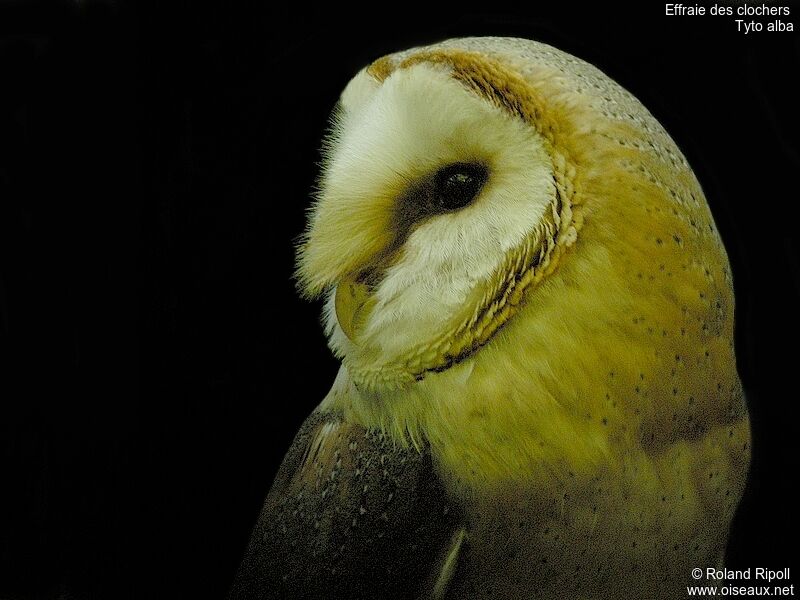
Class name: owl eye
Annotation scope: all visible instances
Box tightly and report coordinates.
[432,163,488,211]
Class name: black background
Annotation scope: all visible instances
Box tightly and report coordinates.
[2,2,799,598]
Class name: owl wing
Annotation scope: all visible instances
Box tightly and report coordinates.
[228,410,466,600]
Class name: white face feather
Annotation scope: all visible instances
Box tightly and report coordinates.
[302,63,555,387]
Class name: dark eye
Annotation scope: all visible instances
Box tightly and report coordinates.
[432,163,489,211]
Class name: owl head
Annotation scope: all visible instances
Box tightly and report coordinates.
[295,37,732,404]
[296,45,580,390]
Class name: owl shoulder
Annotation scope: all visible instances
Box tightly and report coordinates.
[229,410,465,600]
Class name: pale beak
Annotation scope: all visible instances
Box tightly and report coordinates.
[334,277,375,341]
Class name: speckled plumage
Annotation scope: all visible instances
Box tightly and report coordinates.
[229,411,462,599]
[232,37,750,599]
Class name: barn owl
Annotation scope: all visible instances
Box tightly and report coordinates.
[230,37,750,600]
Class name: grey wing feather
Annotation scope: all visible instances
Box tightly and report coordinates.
[228,410,465,600]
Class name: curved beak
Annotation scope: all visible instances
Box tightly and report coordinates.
[334,277,375,342]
